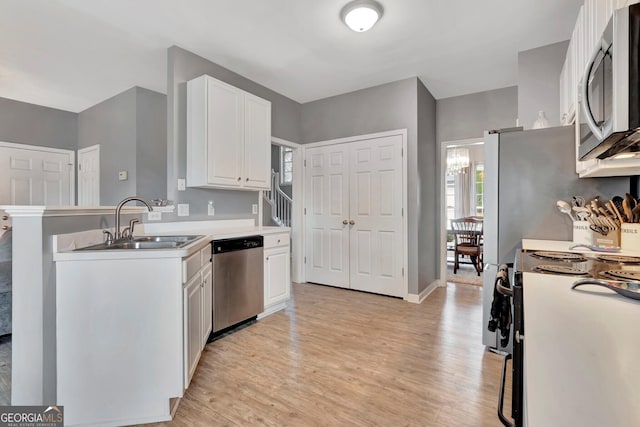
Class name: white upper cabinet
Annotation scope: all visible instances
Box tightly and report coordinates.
[187,75,271,190]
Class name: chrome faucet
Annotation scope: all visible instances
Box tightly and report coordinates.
[112,196,153,242]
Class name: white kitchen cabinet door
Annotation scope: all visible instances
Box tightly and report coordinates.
[243,93,271,189]
[264,246,291,307]
[201,263,212,347]
[187,75,271,190]
[304,144,350,288]
[205,79,244,187]
[183,273,202,387]
[348,136,404,298]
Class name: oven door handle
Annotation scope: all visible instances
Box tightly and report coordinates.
[498,353,515,427]
[581,40,614,142]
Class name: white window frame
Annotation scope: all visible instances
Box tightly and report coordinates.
[280,146,293,186]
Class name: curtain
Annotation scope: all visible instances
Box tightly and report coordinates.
[454,167,472,218]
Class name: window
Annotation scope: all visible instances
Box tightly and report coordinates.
[474,163,484,216]
[280,147,293,185]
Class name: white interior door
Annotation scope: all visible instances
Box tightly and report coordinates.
[304,144,350,288]
[78,145,100,206]
[348,136,404,297]
[0,142,74,205]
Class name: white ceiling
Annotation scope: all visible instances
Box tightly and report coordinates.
[0,0,583,113]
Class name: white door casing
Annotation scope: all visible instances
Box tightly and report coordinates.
[304,144,350,288]
[77,145,100,206]
[0,141,74,206]
[349,136,404,297]
[304,133,404,297]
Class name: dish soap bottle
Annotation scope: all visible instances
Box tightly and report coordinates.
[532,110,549,129]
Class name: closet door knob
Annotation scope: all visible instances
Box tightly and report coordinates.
[237,177,241,181]
[246,177,249,182]
[343,220,348,225]
[349,220,355,225]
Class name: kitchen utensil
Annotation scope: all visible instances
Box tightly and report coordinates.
[606,200,623,222]
[624,193,635,222]
[556,200,576,221]
[613,196,627,222]
[572,279,640,301]
[632,204,640,223]
[572,196,585,208]
[572,206,591,221]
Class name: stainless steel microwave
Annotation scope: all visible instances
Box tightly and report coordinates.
[579,4,640,161]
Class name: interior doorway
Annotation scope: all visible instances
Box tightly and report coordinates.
[439,138,485,286]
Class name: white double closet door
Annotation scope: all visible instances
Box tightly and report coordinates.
[305,134,404,297]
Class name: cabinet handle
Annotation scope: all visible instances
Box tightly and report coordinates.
[237,177,241,181]
[349,220,355,225]
[266,257,269,261]
[343,220,348,225]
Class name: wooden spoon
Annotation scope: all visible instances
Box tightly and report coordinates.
[623,193,634,223]
[632,204,640,223]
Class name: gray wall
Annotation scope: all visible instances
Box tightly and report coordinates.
[436,86,518,143]
[518,41,569,130]
[300,77,426,295]
[0,96,77,150]
[78,87,167,205]
[166,46,302,221]
[78,88,138,205]
[417,80,438,293]
[136,87,167,202]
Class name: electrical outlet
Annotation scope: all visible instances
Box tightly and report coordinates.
[177,179,186,191]
[118,171,128,181]
[147,211,162,221]
[177,204,189,217]
[252,204,258,214]
[208,201,215,216]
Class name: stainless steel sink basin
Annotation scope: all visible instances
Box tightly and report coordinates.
[74,235,203,251]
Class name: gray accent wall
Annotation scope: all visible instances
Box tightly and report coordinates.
[0,96,77,150]
[166,46,302,221]
[299,77,429,295]
[417,80,438,293]
[78,87,167,205]
[436,86,518,143]
[78,88,138,205]
[518,41,569,130]
[136,88,167,202]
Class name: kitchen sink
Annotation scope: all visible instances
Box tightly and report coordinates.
[74,235,203,251]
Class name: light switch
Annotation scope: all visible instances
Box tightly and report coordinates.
[208,201,215,216]
[118,171,128,181]
[177,204,189,217]
[252,204,258,214]
[147,211,162,221]
[177,179,186,191]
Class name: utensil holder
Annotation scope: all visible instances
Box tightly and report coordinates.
[572,221,592,246]
[591,228,621,249]
[621,223,640,251]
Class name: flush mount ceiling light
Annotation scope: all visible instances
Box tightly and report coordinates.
[341,0,384,32]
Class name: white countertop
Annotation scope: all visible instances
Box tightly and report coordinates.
[53,222,290,261]
[523,272,640,426]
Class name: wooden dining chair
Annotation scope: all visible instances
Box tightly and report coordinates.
[451,217,483,276]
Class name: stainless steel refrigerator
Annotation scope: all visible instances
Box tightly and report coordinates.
[481,125,630,350]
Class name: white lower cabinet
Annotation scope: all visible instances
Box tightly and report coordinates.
[182,245,213,388]
[262,232,291,317]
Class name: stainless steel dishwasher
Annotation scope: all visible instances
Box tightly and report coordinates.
[211,235,264,333]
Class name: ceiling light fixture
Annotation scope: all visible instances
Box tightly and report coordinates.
[341,0,384,32]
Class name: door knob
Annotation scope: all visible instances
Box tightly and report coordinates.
[237,177,241,181]
[1,216,8,221]
[349,220,355,225]
[246,177,249,182]
[343,220,348,225]
[1,225,10,231]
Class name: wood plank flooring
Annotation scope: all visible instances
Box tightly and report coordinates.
[150,283,509,427]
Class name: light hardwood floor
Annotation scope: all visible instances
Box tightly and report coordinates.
[151,282,510,427]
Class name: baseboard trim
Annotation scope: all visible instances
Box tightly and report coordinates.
[257,301,287,319]
[405,280,440,304]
